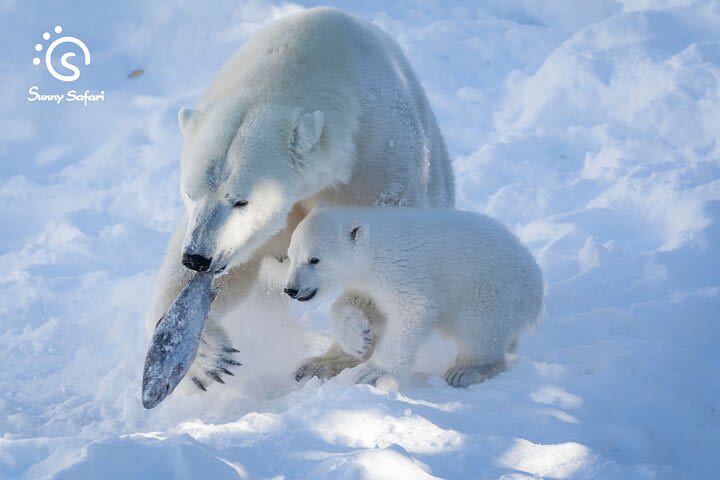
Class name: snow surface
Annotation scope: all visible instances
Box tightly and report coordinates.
[1,1,719,478]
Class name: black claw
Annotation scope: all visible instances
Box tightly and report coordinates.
[207,370,225,384]
[219,367,234,376]
[221,358,242,366]
[223,346,240,353]
[192,377,207,392]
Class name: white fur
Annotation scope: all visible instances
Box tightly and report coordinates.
[286,207,544,387]
[145,8,454,388]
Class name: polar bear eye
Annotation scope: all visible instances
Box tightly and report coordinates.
[309,257,320,265]
[233,200,249,208]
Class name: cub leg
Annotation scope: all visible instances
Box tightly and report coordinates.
[444,326,510,388]
[294,292,383,381]
[331,293,384,359]
[354,299,432,386]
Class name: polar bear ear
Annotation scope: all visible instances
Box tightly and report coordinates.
[290,110,324,156]
[178,107,199,137]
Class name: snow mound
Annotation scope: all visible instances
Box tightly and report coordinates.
[0,1,718,479]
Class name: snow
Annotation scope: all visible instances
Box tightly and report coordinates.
[1,0,719,478]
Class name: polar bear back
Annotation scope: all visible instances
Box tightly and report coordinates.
[199,7,454,209]
[309,207,544,328]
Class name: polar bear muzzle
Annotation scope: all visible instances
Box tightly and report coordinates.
[182,253,212,272]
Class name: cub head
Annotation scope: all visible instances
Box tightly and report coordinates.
[284,210,368,302]
[177,101,327,273]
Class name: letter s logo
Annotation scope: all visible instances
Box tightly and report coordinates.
[33,26,91,82]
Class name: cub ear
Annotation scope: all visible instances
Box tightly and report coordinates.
[178,107,198,137]
[290,110,324,156]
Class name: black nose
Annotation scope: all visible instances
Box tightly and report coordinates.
[284,287,298,298]
[182,253,212,272]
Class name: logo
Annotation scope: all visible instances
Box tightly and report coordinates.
[33,25,91,82]
[28,25,104,106]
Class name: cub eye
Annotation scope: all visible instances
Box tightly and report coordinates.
[233,200,249,208]
[309,257,320,265]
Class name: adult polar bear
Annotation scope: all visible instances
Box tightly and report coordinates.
[145,7,454,390]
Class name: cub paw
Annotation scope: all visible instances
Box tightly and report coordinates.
[352,362,393,387]
[294,353,361,382]
[331,304,374,359]
[443,362,503,388]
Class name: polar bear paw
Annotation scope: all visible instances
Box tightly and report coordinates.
[444,361,504,388]
[332,304,374,359]
[187,328,242,391]
[352,362,395,387]
[294,352,361,382]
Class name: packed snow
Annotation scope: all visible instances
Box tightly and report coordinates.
[1,1,719,478]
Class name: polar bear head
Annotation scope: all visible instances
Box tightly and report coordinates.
[177,100,331,273]
[284,209,369,301]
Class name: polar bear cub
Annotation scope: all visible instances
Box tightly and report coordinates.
[285,207,544,387]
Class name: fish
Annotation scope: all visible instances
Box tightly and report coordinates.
[141,271,217,409]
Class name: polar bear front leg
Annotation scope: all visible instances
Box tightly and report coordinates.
[145,217,257,391]
[294,292,382,381]
[353,300,432,386]
[185,255,263,390]
[186,317,241,390]
[330,293,380,360]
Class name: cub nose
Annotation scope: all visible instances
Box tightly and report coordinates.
[182,253,212,272]
[284,287,298,298]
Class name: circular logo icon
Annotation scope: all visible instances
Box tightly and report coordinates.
[33,26,91,82]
